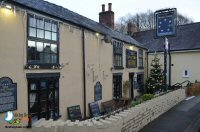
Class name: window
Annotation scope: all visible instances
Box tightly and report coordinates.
[27,14,59,65]
[113,74,122,99]
[27,74,60,125]
[113,41,123,69]
[183,70,189,78]
[138,49,144,69]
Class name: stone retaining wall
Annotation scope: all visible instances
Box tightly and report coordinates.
[32,88,186,132]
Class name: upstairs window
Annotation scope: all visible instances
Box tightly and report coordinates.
[113,41,123,69]
[27,14,59,64]
[138,49,144,69]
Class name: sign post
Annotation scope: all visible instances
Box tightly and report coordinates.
[154,8,177,92]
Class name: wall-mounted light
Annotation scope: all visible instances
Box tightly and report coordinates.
[95,32,100,37]
[129,46,134,50]
[102,35,112,43]
[5,4,12,10]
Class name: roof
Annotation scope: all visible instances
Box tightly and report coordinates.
[9,0,146,49]
[133,22,200,52]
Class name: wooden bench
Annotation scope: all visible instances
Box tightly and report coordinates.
[101,98,132,115]
[101,100,116,114]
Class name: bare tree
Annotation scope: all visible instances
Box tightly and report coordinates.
[115,10,193,33]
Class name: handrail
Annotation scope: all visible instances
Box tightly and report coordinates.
[171,80,191,87]
[170,80,192,89]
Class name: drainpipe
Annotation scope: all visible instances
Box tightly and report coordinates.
[82,29,86,119]
[168,44,171,88]
[147,51,149,78]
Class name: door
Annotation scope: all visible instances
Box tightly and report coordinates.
[113,74,122,99]
[27,77,59,125]
[129,73,134,100]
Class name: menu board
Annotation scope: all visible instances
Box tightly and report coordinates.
[94,82,102,101]
[126,49,137,68]
[0,77,17,113]
[67,105,82,121]
[89,102,101,117]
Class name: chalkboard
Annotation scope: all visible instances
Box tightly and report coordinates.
[67,105,82,121]
[126,49,137,68]
[89,102,101,117]
[94,82,102,101]
[0,77,17,113]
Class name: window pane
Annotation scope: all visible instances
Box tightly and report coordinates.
[44,53,51,63]
[51,44,57,54]
[39,52,44,63]
[44,43,51,53]
[37,19,44,29]
[28,40,36,48]
[45,21,51,31]
[29,17,36,27]
[29,28,36,37]
[52,33,57,41]
[37,29,44,38]
[45,31,51,40]
[51,54,57,63]
[36,42,43,52]
[52,24,57,32]
[40,81,47,90]
[28,41,36,62]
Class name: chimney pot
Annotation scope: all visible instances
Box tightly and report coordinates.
[102,4,105,12]
[108,3,112,11]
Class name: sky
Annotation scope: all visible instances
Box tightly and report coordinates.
[45,0,200,23]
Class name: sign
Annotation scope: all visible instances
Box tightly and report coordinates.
[89,102,101,117]
[94,82,102,101]
[126,49,137,68]
[0,77,17,113]
[155,8,177,38]
[67,105,82,121]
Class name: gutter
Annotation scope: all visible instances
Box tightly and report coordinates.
[82,29,87,119]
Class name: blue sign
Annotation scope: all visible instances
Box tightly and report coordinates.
[89,102,101,117]
[126,49,137,68]
[155,8,177,38]
[94,82,102,101]
[0,77,17,113]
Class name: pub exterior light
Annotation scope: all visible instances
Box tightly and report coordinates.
[5,5,12,9]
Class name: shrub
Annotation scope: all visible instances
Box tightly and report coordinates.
[142,94,154,101]
[187,82,200,96]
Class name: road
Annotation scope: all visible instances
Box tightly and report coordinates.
[139,95,200,132]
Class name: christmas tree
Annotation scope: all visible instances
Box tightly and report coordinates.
[146,54,164,94]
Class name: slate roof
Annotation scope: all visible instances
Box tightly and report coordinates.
[133,22,200,52]
[9,0,146,49]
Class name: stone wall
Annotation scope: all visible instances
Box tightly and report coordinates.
[32,88,186,132]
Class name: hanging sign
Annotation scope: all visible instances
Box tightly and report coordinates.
[0,77,17,113]
[126,49,137,68]
[155,8,177,38]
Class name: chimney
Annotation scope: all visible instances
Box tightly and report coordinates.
[99,3,115,29]
[102,4,105,12]
[108,3,112,11]
[127,22,139,36]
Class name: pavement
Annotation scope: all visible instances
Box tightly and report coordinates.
[139,95,200,132]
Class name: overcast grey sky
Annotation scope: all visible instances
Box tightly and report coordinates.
[46,0,200,22]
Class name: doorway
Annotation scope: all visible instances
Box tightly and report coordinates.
[129,73,134,100]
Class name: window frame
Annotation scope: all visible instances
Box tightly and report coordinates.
[113,41,124,69]
[27,14,59,67]
[138,49,144,69]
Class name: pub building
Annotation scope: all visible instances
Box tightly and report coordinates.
[0,0,147,131]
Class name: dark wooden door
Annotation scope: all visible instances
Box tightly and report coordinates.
[113,74,122,99]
